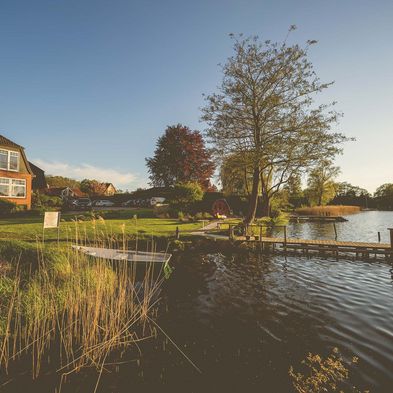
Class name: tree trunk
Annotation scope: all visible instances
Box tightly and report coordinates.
[318,190,323,206]
[244,167,260,224]
[260,192,270,217]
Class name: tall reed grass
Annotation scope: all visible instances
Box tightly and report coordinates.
[295,205,361,217]
[0,218,168,391]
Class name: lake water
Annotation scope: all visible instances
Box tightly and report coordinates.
[286,210,393,243]
[3,211,393,392]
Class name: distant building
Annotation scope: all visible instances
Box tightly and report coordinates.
[0,134,34,209]
[45,187,87,200]
[28,161,47,190]
[102,183,116,196]
[91,182,117,196]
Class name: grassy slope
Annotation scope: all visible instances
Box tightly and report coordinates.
[0,210,203,242]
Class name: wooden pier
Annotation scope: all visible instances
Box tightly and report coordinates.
[225,224,393,260]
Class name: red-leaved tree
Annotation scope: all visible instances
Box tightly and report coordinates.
[146,124,215,190]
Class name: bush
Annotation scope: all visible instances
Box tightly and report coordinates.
[169,182,204,209]
[32,192,63,211]
[0,199,16,216]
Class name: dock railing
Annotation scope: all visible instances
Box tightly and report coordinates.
[228,223,288,249]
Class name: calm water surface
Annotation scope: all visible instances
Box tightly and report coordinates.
[286,210,393,243]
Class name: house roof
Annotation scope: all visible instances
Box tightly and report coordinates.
[28,161,45,174]
[71,188,87,197]
[45,187,87,198]
[0,134,23,149]
[0,134,34,176]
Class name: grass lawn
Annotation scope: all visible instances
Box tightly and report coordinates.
[0,209,204,243]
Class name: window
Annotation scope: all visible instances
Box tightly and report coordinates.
[12,179,26,197]
[0,150,7,170]
[0,149,19,171]
[0,178,9,196]
[0,178,26,198]
[9,152,19,171]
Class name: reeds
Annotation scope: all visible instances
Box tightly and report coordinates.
[295,205,361,216]
[0,219,167,390]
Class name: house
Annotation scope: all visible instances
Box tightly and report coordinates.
[91,182,116,196]
[45,187,87,201]
[101,183,116,196]
[29,161,47,190]
[0,135,34,209]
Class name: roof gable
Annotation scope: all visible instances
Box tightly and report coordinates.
[0,135,23,149]
[0,134,34,175]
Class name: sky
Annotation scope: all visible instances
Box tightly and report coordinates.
[0,0,392,193]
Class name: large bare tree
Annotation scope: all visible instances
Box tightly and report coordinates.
[202,29,349,223]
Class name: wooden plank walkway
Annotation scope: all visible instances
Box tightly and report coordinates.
[188,222,393,259]
[235,236,391,250]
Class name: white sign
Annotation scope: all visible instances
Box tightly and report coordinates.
[44,212,61,229]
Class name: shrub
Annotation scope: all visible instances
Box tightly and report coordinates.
[32,192,63,211]
[169,182,204,208]
[194,212,204,220]
[0,199,16,216]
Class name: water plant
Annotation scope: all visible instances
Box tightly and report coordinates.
[289,348,368,393]
[0,223,168,391]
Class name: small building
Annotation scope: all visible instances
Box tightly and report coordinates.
[29,161,47,190]
[102,183,116,196]
[45,187,87,201]
[90,182,117,196]
[0,134,34,209]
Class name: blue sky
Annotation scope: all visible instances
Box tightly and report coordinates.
[0,0,392,192]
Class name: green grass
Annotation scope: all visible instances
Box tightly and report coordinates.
[0,209,204,243]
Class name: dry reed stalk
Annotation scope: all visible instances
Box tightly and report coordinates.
[0,220,167,387]
[295,205,361,216]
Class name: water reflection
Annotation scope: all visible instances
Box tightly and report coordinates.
[152,250,393,392]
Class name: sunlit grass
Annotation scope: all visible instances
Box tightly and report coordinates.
[0,211,204,243]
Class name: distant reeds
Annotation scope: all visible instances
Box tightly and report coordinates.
[0,219,167,390]
[295,205,361,217]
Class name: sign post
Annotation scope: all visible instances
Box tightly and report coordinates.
[43,212,61,245]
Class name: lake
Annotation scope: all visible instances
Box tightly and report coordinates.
[3,211,393,392]
[97,211,393,392]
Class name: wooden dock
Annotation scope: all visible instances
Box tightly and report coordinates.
[225,224,393,259]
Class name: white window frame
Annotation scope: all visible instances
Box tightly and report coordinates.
[0,149,20,172]
[0,177,26,199]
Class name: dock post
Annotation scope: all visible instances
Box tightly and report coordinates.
[378,232,381,243]
[388,228,393,249]
[333,223,337,240]
[175,226,180,240]
[284,226,287,254]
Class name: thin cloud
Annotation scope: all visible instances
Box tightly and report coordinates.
[32,159,145,190]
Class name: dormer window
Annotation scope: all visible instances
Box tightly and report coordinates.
[0,149,20,171]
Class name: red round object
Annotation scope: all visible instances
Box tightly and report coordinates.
[212,199,231,217]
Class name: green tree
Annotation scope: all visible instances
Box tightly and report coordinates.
[202,29,348,223]
[46,176,80,189]
[80,179,101,195]
[169,182,204,207]
[146,124,215,190]
[336,182,370,198]
[220,153,254,196]
[374,183,393,198]
[306,161,340,206]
